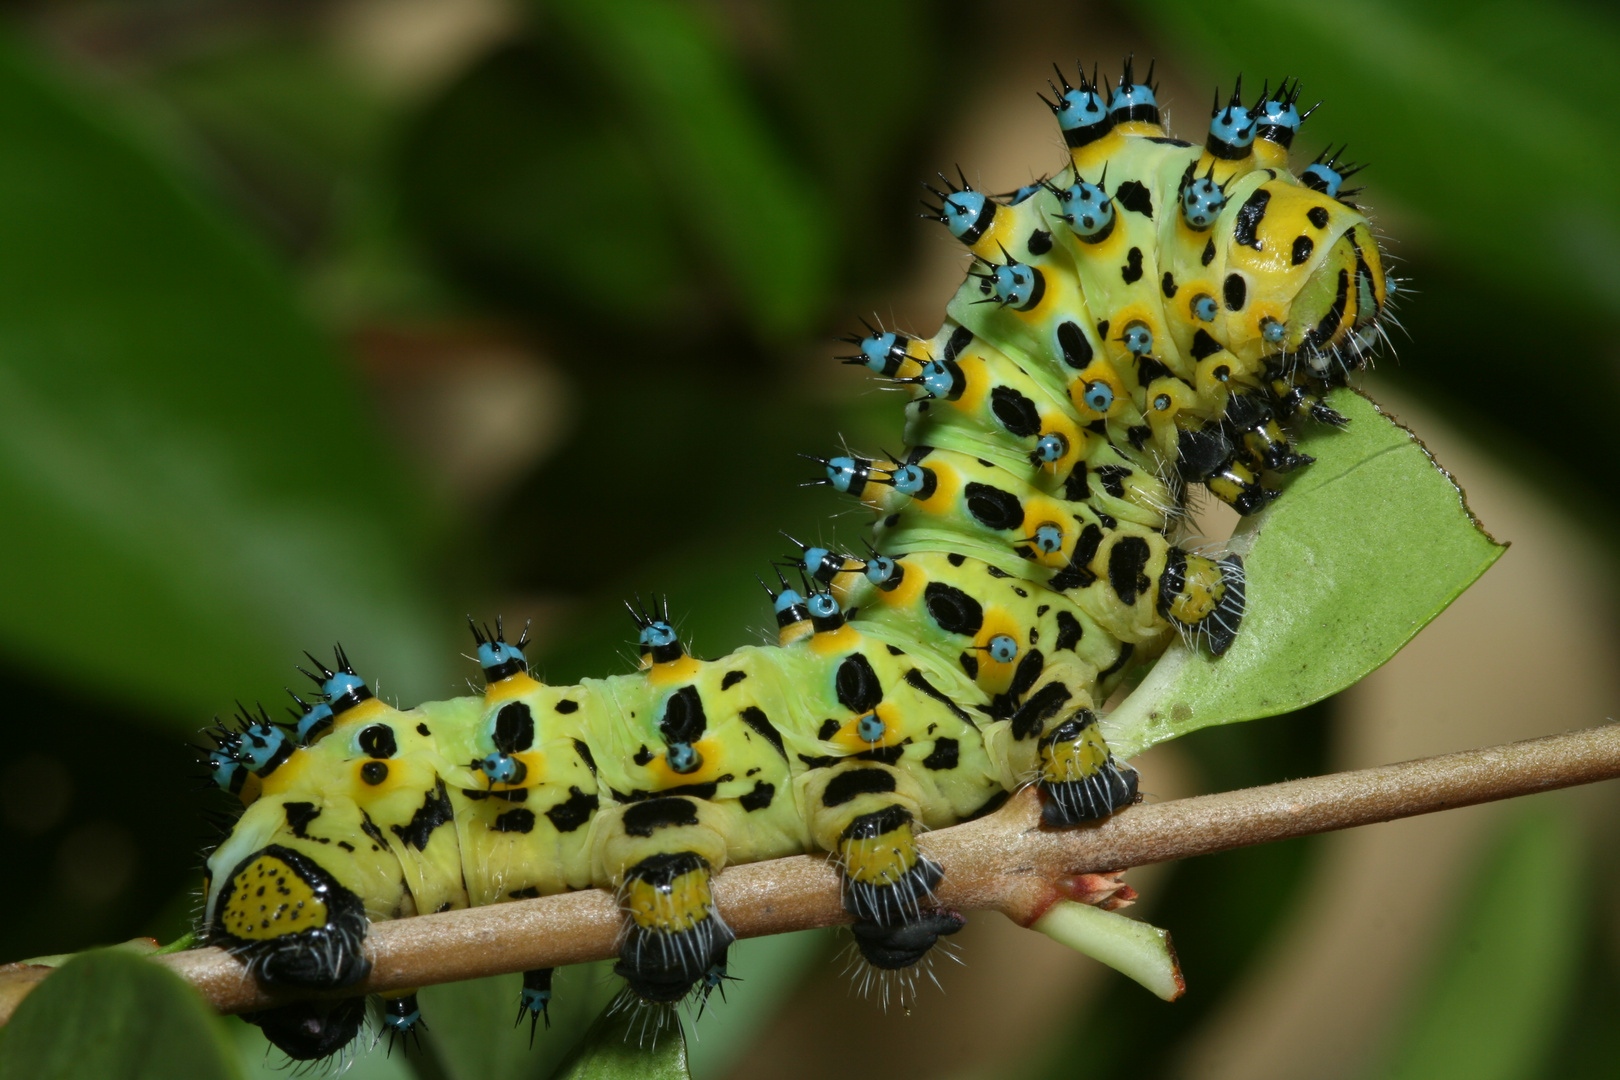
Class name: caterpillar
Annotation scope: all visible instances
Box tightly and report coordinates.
[200,57,1386,1061]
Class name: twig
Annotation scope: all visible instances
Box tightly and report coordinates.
[5,723,1618,1022]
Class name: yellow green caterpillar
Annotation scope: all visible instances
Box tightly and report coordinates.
[200,58,1386,1060]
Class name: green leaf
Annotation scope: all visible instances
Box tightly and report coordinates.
[1369,806,1585,1080]
[1106,389,1504,756]
[0,950,241,1080]
[1031,901,1184,1001]
[0,35,452,726]
[550,989,690,1080]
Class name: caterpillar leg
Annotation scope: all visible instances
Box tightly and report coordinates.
[616,850,735,1003]
[1001,655,1139,827]
[517,967,553,1043]
[239,996,367,1062]
[1158,550,1246,655]
[804,764,965,971]
[596,797,735,1003]
[1035,708,1138,827]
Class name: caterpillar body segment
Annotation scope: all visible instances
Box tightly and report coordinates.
[201,57,1388,1061]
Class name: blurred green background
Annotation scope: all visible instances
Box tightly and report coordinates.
[0,1,1616,1078]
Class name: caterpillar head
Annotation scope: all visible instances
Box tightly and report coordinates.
[207,844,371,992]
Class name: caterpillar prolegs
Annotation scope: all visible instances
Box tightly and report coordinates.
[200,58,1386,1060]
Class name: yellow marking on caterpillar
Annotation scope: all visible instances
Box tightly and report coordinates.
[219,853,327,941]
[259,751,312,798]
[1021,495,1076,567]
[647,738,727,787]
[1168,555,1225,626]
[491,750,547,791]
[829,703,903,752]
[1042,723,1112,783]
[810,623,862,657]
[840,819,920,887]
[972,608,1025,695]
[484,671,544,704]
[623,865,713,934]
[647,655,702,686]
[1070,358,1128,421]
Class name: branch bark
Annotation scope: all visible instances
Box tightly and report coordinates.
[7,723,1619,1023]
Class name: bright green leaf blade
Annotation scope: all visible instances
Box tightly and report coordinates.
[550,989,689,1080]
[1371,806,1585,1080]
[0,950,241,1080]
[0,36,452,725]
[1106,389,1504,756]
[1032,901,1184,1002]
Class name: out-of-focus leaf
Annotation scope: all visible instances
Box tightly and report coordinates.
[0,35,453,727]
[684,930,828,1079]
[550,989,689,1080]
[418,963,617,1080]
[1135,0,1620,315]
[1370,806,1584,1080]
[548,0,833,338]
[1106,389,1504,756]
[0,950,240,1080]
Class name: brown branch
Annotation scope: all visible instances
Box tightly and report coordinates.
[6,723,1619,1023]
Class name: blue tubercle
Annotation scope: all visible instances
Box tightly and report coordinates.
[1033,433,1067,464]
[889,463,931,497]
[988,262,1039,308]
[1056,181,1114,239]
[638,621,678,649]
[1123,324,1153,356]
[1032,524,1064,555]
[1261,318,1287,344]
[856,713,886,743]
[1193,295,1218,322]
[666,742,701,774]
[864,555,901,588]
[1257,98,1300,136]
[321,671,367,703]
[1301,162,1343,197]
[807,593,840,620]
[825,456,865,493]
[987,635,1019,663]
[1208,104,1256,150]
[237,722,288,772]
[479,752,525,785]
[294,700,334,744]
[1181,177,1225,229]
[918,359,962,400]
[1054,87,1109,134]
[477,640,526,675]
[1109,82,1158,120]
[858,331,905,374]
[941,190,989,241]
[773,587,805,615]
[1083,381,1115,413]
[1006,182,1042,205]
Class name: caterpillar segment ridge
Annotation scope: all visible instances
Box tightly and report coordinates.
[200,56,1385,1061]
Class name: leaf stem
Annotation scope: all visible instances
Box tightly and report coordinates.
[4,723,1616,1023]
